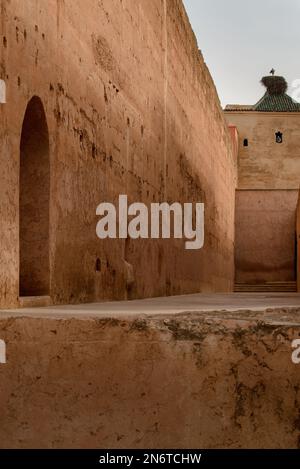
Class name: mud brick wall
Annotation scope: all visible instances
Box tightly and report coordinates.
[225,111,300,190]
[297,192,300,292]
[0,310,300,448]
[235,190,298,283]
[0,0,237,307]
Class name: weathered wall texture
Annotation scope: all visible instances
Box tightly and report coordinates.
[225,111,300,284]
[0,310,300,449]
[297,192,300,292]
[224,111,300,190]
[235,190,298,284]
[0,0,237,308]
[228,125,239,158]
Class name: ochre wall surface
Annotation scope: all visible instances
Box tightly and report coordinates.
[0,0,237,308]
[0,310,300,449]
[225,111,300,189]
[225,111,300,284]
[235,190,298,284]
[297,192,300,292]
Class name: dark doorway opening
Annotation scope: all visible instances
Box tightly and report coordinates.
[19,96,50,297]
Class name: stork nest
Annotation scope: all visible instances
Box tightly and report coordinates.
[261,76,288,95]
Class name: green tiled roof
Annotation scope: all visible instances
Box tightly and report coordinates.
[225,74,300,113]
[225,104,254,111]
[254,92,300,112]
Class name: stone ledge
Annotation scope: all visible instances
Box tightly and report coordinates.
[0,303,300,448]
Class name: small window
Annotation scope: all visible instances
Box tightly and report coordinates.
[95,258,101,272]
[275,131,283,144]
[243,139,248,147]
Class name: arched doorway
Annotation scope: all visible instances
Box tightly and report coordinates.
[19,96,50,297]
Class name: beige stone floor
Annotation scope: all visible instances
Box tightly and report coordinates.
[1,292,300,320]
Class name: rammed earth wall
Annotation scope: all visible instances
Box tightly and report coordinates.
[0,308,300,448]
[0,0,237,308]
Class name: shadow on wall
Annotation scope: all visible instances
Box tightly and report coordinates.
[19,96,50,297]
[297,189,300,292]
[235,190,298,285]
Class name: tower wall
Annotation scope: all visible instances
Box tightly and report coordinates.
[225,110,300,285]
[225,111,300,190]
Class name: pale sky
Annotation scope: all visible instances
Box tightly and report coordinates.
[183,0,300,107]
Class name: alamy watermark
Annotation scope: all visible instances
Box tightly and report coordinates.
[291,339,300,365]
[0,340,6,364]
[0,79,6,104]
[96,195,205,250]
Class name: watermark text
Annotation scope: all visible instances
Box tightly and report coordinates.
[96,195,205,250]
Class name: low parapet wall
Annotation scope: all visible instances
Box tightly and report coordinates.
[0,308,300,449]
